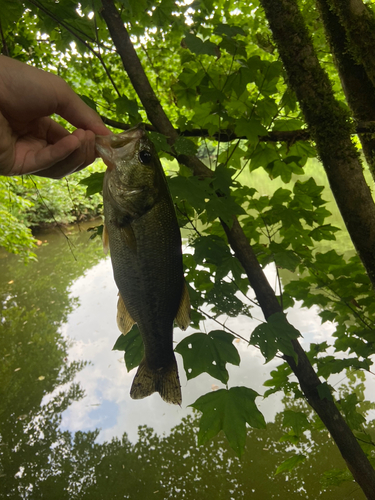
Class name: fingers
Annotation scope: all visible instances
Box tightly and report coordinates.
[0,57,111,137]
[32,129,98,179]
[53,78,111,136]
[9,127,98,178]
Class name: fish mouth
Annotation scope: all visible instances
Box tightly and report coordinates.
[96,126,145,171]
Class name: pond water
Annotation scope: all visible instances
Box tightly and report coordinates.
[0,222,373,499]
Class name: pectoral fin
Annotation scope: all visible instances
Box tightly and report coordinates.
[117,292,136,335]
[175,280,190,330]
[103,223,109,255]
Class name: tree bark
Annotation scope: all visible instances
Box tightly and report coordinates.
[317,0,375,181]
[328,0,375,88]
[259,0,375,289]
[100,0,375,496]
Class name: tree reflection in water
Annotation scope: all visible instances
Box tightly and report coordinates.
[0,225,372,499]
[0,225,103,498]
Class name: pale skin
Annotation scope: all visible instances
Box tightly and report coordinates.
[0,56,111,178]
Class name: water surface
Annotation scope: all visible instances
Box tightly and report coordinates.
[0,223,372,499]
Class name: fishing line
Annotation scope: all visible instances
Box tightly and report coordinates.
[29,177,77,261]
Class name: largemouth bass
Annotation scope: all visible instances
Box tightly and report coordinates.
[95,126,190,405]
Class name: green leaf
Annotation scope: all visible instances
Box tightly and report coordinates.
[213,164,236,196]
[207,281,249,317]
[317,357,370,379]
[319,310,337,323]
[88,224,103,240]
[235,117,268,142]
[219,37,247,58]
[102,88,115,103]
[275,454,306,475]
[283,410,310,436]
[148,132,172,153]
[168,176,245,226]
[175,330,240,384]
[168,175,210,213]
[178,67,206,88]
[112,333,128,351]
[115,96,139,118]
[191,387,266,456]
[317,382,333,402]
[214,23,246,38]
[275,251,301,272]
[112,326,144,371]
[271,160,293,182]
[256,98,278,126]
[199,87,226,105]
[205,192,246,226]
[321,469,354,488]
[0,0,24,29]
[250,312,300,363]
[79,172,105,196]
[174,136,198,155]
[309,224,340,242]
[193,234,231,266]
[272,118,304,131]
[250,144,279,171]
[225,66,256,97]
[183,33,218,56]
[270,188,292,205]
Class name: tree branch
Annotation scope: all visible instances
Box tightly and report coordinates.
[100,0,178,142]
[101,114,375,143]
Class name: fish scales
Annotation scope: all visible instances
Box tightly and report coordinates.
[105,196,183,368]
[96,126,189,405]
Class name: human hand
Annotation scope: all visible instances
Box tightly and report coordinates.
[0,56,110,178]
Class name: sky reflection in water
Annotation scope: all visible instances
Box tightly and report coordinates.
[57,252,340,443]
[2,225,374,499]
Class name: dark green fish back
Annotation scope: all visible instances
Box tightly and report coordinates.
[97,127,189,405]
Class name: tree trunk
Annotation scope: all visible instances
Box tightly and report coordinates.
[317,0,375,181]
[328,0,375,88]
[259,0,375,288]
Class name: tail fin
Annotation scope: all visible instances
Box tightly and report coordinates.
[130,358,182,405]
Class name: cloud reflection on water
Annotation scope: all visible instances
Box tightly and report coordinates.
[57,257,347,444]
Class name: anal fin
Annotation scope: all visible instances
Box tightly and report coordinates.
[175,280,190,330]
[117,292,136,335]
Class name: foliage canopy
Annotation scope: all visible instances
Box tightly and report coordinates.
[1,0,375,496]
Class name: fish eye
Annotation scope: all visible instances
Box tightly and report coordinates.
[139,150,152,165]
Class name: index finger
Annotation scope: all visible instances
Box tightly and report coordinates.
[54,80,111,135]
